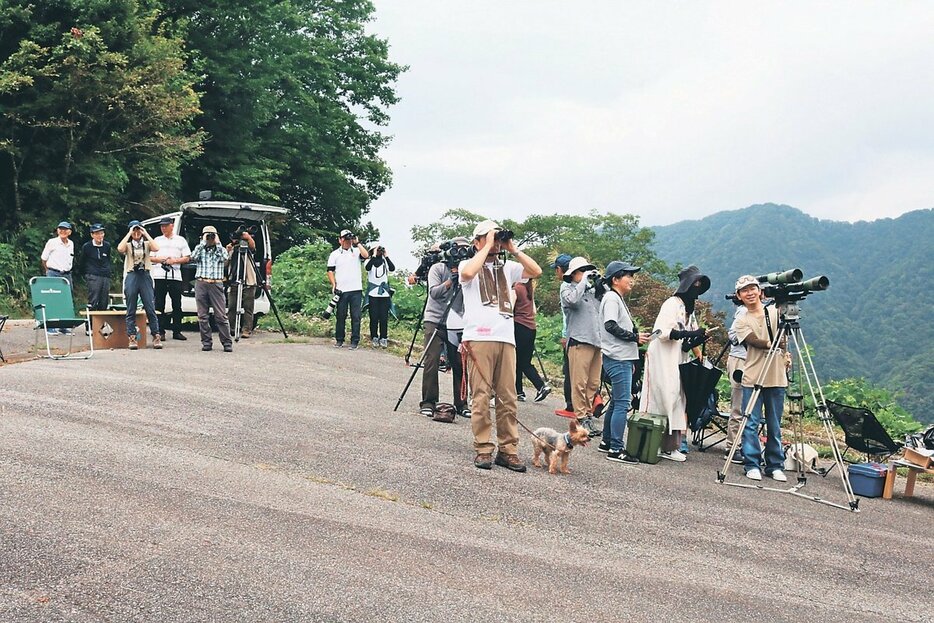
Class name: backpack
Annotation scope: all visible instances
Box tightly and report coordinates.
[432,402,457,424]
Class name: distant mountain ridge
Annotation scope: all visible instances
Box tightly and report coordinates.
[650,203,934,424]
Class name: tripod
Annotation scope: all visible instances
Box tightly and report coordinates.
[717,300,858,512]
[229,241,289,340]
[394,280,461,412]
[404,286,429,366]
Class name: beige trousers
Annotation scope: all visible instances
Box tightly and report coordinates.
[465,341,519,455]
[568,343,602,420]
[726,355,745,444]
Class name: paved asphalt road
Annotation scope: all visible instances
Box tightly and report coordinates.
[1,333,931,622]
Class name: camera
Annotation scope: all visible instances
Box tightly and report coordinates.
[230,224,257,242]
[322,289,342,319]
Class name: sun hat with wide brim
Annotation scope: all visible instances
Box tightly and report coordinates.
[675,264,710,296]
[566,256,597,276]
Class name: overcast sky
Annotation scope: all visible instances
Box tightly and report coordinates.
[365,1,934,267]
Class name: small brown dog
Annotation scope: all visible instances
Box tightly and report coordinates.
[531,420,590,474]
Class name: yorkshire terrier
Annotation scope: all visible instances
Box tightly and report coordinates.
[531,420,590,474]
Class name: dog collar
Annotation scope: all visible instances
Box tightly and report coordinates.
[563,432,573,448]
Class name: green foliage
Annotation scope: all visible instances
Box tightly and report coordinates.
[0,241,29,315]
[652,204,934,424]
[822,378,922,439]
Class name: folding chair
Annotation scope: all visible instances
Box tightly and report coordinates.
[0,314,8,362]
[826,400,903,465]
[30,276,94,360]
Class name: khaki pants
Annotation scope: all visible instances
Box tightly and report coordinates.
[726,355,745,444]
[568,342,602,420]
[465,341,519,455]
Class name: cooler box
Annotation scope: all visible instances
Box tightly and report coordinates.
[626,413,668,464]
[847,462,888,498]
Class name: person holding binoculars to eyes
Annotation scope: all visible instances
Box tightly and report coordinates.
[117,220,162,350]
[365,243,394,348]
[326,229,369,350]
[190,226,232,352]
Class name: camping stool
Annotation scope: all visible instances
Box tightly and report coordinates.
[0,315,7,362]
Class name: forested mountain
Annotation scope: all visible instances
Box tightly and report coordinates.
[651,204,934,424]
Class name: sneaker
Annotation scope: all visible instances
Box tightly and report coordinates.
[372,337,380,347]
[62,328,74,336]
[240,331,251,339]
[658,449,687,462]
[770,469,788,482]
[202,345,212,351]
[554,409,576,419]
[458,407,472,418]
[517,393,527,402]
[380,338,388,348]
[172,332,187,341]
[223,344,233,352]
[349,343,358,350]
[46,329,60,336]
[597,441,611,453]
[474,453,493,470]
[494,453,527,472]
[334,341,344,348]
[579,417,600,437]
[746,468,763,481]
[152,335,163,350]
[419,407,434,417]
[533,385,552,402]
[724,451,745,465]
[607,450,640,464]
[128,335,138,350]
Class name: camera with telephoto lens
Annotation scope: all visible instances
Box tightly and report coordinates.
[756,268,829,303]
[322,289,342,319]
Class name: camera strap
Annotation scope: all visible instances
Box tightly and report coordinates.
[764,304,774,343]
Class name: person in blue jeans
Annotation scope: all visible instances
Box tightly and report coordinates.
[117,220,162,350]
[733,275,787,482]
[598,261,652,464]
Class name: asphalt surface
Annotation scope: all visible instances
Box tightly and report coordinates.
[1,332,931,623]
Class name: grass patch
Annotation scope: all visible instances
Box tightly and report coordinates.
[365,488,400,502]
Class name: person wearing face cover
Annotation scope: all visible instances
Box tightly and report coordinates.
[641,265,710,462]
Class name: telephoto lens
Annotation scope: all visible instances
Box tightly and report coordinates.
[322,290,342,319]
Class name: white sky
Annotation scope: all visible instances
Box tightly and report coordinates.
[365,1,934,267]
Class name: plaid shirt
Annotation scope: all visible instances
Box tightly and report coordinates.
[191,243,229,280]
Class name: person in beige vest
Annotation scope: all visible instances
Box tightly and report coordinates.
[116,220,161,350]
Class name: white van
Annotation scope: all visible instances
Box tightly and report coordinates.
[141,201,288,326]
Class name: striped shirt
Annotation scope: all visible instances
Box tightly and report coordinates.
[191,243,228,280]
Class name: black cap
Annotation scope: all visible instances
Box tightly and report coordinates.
[159,216,174,225]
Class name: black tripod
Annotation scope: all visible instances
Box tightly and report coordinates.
[394,280,461,412]
[717,300,858,512]
[229,241,288,340]
[404,286,429,366]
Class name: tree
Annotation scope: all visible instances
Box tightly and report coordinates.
[0,1,203,254]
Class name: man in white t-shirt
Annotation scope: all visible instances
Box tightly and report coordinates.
[150,217,191,340]
[459,220,542,472]
[326,228,369,349]
[40,221,76,335]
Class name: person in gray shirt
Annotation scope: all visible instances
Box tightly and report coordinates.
[598,261,653,463]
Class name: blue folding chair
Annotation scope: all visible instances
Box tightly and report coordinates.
[30,276,93,360]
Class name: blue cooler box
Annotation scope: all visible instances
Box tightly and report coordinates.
[847,462,888,498]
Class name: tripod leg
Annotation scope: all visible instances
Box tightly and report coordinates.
[394,326,441,412]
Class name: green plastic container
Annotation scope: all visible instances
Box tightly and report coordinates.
[626,413,668,464]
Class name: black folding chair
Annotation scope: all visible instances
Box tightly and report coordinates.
[0,315,8,362]
[826,400,903,470]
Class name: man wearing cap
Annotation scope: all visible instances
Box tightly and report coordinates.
[226,229,258,339]
[80,224,112,311]
[459,220,542,471]
[364,242,394,348]
[326,229,369,349]
[549,253,575,416]
[420,237,469,418]
[150,217,191,341]
[117,220,162,350]
[734,274,788,482]
[560,256,605,435]
[599,261,653,463]
[40,222,76,335]
[190,226,232,352]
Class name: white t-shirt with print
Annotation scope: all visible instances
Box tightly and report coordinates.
[327,246,363,293]
[458,259,524,345]
[151,234,192,280]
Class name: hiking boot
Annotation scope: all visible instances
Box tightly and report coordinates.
[607,450,640,464]
[202,345,213,352]
[240,331,251,339]
[128,335,138,350]
[534,385,552,402]
[172,332,187,341]
[223,344,233,352]
[152,334,163,350]
[494,453,527,473]
[474,453,493,470]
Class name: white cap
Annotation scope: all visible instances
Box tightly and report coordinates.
[735,274,759,292]
[472,219,501,238]
[340,229,353,238]
[567,256,596,275]
[202,225,218,234]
